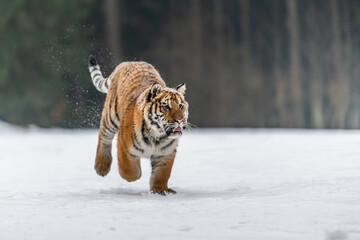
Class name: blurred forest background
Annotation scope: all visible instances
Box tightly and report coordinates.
[0,0,359,128]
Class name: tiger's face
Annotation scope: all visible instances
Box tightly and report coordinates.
[146,83,189,138]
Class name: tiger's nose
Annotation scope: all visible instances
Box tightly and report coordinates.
[175,119,183,124]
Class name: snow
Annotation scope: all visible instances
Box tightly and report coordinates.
[1,125,360,240]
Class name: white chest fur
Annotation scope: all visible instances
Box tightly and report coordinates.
[130,134,178,159]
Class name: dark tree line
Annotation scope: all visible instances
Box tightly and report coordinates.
[1,0,359,128]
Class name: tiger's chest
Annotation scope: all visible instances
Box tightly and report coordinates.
[129,133,178,158]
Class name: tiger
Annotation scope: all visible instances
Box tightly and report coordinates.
[88,55,189,195]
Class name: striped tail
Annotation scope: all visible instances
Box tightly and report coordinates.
[88,55,110,93]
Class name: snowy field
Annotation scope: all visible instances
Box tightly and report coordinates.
[1,122,360,240]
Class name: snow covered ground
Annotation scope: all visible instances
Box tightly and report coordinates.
[1,124,360,240]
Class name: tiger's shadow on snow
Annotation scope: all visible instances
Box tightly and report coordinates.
[96,186,254,200]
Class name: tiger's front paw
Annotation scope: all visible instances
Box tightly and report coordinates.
[150,188,176,195]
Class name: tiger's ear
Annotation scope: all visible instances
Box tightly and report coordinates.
[175,83,186,94]
[147,84,163,101]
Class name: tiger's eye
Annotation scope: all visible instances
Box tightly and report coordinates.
[179,104,184,109]
[162,104,170,111]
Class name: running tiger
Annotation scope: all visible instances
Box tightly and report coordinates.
[88,55,189,195]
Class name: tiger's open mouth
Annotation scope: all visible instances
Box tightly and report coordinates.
[167,126,182,136]
[172,126,182,133]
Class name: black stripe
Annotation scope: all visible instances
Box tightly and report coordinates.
[128,71,149,81]
[129,152,140,159]
[107,100,117,129]
[155,135,168,145]
[128,70,157,82]
[132,134,144,153]
[101,80,106,89]
[133,131,142,146]
[161,139,175,151]
[106,107,117,131]
[148,103,162,130]
[155,102,160,114]
[91,67,99,73]
[103,111,117,134]
[114,96,120,121]
[146,81,162,102]
[143,78,159,83]
[98,80,104,90]
[93,73,101,79]
[101,130,112,139]
[151,159,160,170]
[147,90,152,102]
[143,71,158,76]
[109,116,117,129]
[141,121,151,145]
[124,67,135,76]
[148,112,161,130]
[101,128,115,139]
[150,159,165,173]
[104,79,109,89]
[151,155,164,160]
[144,75,158,80]
[131,72,146,81]
[103,124,117,135]
[124,84,141,99]
[149,116,161,130]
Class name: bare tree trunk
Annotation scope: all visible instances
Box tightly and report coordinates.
[103,0,122,65]
[273,1,287,127]
[286,0,303,127]
[189,0,202,124]
[169,0,177,79]
[329,0,350,128]
[240,0,250,66]
[191,0,202,79]
[343,0,358,128]
[213,0,226,126]
[238,0,257,126]
[307,2,324,128]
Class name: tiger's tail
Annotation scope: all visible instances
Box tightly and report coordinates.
[88,55,110,93]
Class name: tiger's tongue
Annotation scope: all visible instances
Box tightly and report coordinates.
[173,126,182,132]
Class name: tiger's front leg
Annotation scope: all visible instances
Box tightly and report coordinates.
[150,152,176,195]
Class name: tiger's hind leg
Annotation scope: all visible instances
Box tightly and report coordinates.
[150,152,176,195]
[95,107,119,176]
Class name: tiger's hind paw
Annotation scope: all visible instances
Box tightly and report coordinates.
[95,155,112,176]
[150,188,176,196]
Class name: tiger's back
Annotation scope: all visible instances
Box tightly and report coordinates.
[109,61,165,106]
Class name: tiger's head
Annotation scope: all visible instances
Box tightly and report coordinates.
[145,83,189,138]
